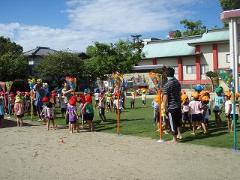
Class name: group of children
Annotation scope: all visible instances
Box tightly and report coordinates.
[152,86,239,136]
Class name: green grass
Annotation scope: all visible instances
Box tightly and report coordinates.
[23,98,240,149]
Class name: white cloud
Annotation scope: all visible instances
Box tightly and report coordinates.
[0,0,200,52]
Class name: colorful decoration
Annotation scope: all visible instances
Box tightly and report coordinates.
[112,72,123,135]
[28,78,36,90]
[218,69,233,88]
[65,76,77,90]
[6,81,13,92]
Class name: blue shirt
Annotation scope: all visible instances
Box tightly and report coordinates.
[0,100,4,115]
[214,96,224,109]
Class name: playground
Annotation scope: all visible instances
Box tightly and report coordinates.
[0,118,240,180]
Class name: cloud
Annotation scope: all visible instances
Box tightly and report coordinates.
[0,0,200,52]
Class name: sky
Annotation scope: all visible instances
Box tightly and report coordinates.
[0,0,223,52]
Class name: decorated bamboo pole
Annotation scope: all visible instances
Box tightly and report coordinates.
[112,72,123,135]
[6,81,13,117]
[28,78,36,121]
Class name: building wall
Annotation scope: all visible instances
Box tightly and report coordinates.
[182,56,196,80]
[218,43,230,69]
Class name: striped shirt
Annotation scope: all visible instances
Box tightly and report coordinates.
[163,77,181,110]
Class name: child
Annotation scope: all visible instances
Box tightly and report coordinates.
[82,95,94,131]
[213,86,224,127]
[152,95,160,131]
[98,92,106,123]
[9,93,15,115]
[94,88,100,109]
[181,93,191,130]
[41,97,55,130]
[201,95,210,134]
[60,95,67,118]
[141,89,147,106]
[224,92,232,131]
[14,91,24,127]
[105,90,112,112]
[66,96,78,133]
[130,90,136,109]
[189,92,207,135]
[0,92,4,127]
[230,93,239,132]
[113,95,122,113]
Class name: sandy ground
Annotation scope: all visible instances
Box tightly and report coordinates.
[0,120,240,180]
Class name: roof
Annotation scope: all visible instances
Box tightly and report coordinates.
[221,9,240,21]
[23,47,58,56]
[188,29,229,45]
[142,37,198,59]
[142,29,230,59]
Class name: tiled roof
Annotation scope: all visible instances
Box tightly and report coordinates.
[142,37,198,59]
[142,29,229,59]
[23,47,57,56]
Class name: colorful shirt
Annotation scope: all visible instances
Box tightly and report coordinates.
[14,102,24,115]
[41,105,54,119]
[67,104,77,122]
[214,95,224,109]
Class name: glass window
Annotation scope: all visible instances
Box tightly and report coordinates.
[186,65,196,74]
[201,64,209,75]
[173,66,178,74]
[226,54,230,63]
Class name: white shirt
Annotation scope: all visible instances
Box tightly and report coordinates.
[225,100,232,114]
[94,93,99,100]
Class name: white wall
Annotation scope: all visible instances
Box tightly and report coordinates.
[218,43,230,69]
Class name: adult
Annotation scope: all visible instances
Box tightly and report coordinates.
[162,67,182,143]
[34,82,45,121]
[62,82,73,124]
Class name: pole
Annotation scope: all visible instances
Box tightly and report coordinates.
[230,19,238,150]
[157,89,164,142]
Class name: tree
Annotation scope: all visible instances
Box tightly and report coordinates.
[84,40,142,84]
[35,51,84,87]
[219,0,240,10]
[0,36,28,81]
[180,19,206,36]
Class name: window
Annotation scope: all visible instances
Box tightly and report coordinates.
[201,64,209,75]
[173,66,178,74]
[226,54,230,63]
[186,65,196,74]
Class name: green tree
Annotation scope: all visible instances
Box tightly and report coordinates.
[180,19,206,36]
[84,40,142,83]
[220,0,240,10]
[35,51,84,86]
[0,36,28,81]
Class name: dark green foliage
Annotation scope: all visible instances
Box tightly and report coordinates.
[35,51,84,86]
[220,0,240,10]
[0,36,28,81]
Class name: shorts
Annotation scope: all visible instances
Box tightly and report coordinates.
[213,106,222,113]
[168,108,182,135]
[0,115,4,119]
[191,114,203,122]
[61,108,66,113]
[230,114,239,121]
[83,113,94,121]
[70,120,77,124]
[16,114,24,118]
[182,112,190,121]
[203,117,209,124]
